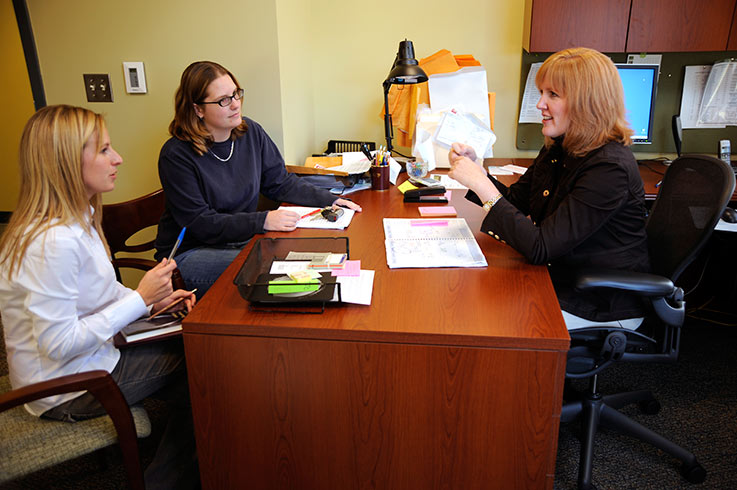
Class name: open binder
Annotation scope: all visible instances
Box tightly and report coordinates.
[233,237,350,313]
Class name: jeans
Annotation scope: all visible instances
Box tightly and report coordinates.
[43,338,198,490]
[174,243,247,299]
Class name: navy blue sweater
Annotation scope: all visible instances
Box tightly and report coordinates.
[155,117,336,260]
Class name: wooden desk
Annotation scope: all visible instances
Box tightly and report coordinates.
[486,157,737,202]
[183,185,569,489]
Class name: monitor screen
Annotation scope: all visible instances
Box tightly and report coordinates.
[615,64,659,144]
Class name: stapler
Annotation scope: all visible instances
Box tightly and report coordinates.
[404,186,447,203]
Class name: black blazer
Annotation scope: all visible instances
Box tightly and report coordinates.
[467,141,651,322]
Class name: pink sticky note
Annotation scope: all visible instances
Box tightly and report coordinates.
[419,206,457,217]
[410,220,449,227]
[331,260,361,276]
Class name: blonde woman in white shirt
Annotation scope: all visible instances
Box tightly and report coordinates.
[0,105,198,489]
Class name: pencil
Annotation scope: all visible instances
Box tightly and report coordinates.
[301,209,321,219]
[147,289,197,320]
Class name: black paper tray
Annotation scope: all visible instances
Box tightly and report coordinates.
[233,237,349,313]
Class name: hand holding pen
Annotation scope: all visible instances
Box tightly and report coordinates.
[136,227,186,306]
[148,288,197,320]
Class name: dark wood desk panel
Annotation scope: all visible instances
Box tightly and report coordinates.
[183,184,569,489]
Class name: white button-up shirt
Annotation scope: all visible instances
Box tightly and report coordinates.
[0,216,148,415]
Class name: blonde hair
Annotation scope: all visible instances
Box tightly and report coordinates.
[0,105,109,279]
[169,61,247,156]
[536,47,633,156]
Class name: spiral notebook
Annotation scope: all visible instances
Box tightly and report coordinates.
[383,218,487,268]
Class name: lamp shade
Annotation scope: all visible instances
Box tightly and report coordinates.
[385,40,428,85]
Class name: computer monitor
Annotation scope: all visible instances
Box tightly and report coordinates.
[615,64,659,144]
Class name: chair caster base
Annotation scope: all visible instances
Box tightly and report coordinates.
[681,460,706,484]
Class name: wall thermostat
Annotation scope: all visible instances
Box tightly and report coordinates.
[122,62,147,94]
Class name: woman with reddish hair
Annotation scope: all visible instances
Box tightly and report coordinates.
[449,47,650,329]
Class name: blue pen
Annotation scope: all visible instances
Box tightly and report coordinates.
[167,227,186,261]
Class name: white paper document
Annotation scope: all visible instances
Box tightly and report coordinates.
[697,60,737,126]
[327,152,372,175]
[488,166,514,176]
[428,66,491,129]
[332,270,375,305]
[488,164,527,176]
[430,174,467,190]
[279,206,355,230]
[519,62,543,124]
[680,65,725,128]
[383,218,487,269]
[434,109,496,160]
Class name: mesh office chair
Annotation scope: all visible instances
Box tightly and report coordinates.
[561,155,735,490]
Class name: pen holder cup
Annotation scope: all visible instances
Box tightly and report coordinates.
[370,165,390,191]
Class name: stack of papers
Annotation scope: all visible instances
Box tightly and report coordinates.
[383,218,487,269]
[270,259,374,305]
[279,206,355,230]
[120,314,182,343]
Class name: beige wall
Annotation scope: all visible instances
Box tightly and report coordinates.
[26,0,284,204]
[275,0,537,163]
[19,0,532,206]
[0,0,36,211]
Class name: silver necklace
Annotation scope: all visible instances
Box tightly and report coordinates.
[209,140,234,162]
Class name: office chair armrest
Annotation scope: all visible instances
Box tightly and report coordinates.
[0,370,145,490]
[574,268,675,297]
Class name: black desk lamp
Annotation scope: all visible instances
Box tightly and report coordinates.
[383,39,428,154]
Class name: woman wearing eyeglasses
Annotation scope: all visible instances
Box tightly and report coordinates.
[155,61,361,298]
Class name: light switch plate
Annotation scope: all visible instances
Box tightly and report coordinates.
[123,62,147,94]
[83,74,113,102]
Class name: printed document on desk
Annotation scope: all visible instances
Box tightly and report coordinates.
[383,218,487,268]
[279,206,355,230]
[269,260,375,305]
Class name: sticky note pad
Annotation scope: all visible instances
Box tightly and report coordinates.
[397,180,419,194]
[419,206,457,217]
[288,270,321,282]
[268,280,320,294]
[332,260,361,277]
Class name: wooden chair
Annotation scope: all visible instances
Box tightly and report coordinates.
[0,370,150,489]
[101,189,165,282]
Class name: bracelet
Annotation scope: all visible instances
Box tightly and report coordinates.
[482,194,502,212]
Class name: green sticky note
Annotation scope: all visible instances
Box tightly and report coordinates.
[268,280,320,294]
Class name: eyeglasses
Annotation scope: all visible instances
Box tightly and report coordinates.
[198,88,244,108]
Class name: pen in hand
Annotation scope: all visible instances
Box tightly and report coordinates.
[167,227,187,262]
[147,289,197,320]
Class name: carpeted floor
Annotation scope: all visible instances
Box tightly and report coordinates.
[1,316,735,489]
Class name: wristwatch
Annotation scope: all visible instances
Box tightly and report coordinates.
[482,194,502,212]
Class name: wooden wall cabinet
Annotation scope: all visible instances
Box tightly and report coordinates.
[627,0,736,52]
[523,0,630,53]
[525,0,737,53]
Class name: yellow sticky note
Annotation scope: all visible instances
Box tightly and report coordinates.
[398,180,419,194]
